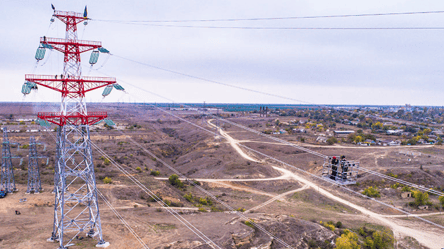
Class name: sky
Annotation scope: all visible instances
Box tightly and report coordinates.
[2,0,444,106]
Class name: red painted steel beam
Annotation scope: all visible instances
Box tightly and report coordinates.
[25,74,116,98]
[41,37,101,54]
[38,112,107,126]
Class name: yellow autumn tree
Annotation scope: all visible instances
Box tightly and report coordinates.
[336,229,360,249]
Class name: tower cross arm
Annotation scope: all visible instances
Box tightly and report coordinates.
[41,37,102,54]
[25,74,117,97]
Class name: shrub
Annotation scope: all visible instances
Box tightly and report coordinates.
[335,229,359,249]
[103,177,112,184]
[438,196,444,208]
[168,174,184,188]
[136,167,142,172]
[335,221,343,228]
[199,198,207,205]
[244,219,255,228]
[150,170,160,176]
[103,158,111,166]
[184,193,193,202]
[236,207,246,212]
[326,137,338,145]
[210,206,221,212]
[363,186,381,198]
[387,172,398,178]
[363,230,394,249]
[401,186,411,192]
[198,207,207,212]
[411,190,429,207]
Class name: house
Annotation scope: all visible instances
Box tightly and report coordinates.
[389,140,401,146]
[316,136,328,143]
[401,192,412,199]
[364,139,376,145]
[417,139,425,144]
[293,128,306,133]
[418,205,429,210]
[279,129,287,134]
[334,130,355,137]
[386,129,403,135]
[378,139,392,146]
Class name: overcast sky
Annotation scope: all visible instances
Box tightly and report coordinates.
[2,0,444,106]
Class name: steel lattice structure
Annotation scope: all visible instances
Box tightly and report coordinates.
[25,9,114,248]
[26,137,45,194]
[1,127,19,193]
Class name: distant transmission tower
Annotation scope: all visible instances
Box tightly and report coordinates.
[26,136,46,194]
[24,6,123,248]
[1,127,19,193]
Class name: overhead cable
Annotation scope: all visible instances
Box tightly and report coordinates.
[90,142,222,249]
[93,10,444,23]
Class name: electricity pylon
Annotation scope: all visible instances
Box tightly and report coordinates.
[24,7,124,248]
[26,136,46,194]
[1,127,19,193]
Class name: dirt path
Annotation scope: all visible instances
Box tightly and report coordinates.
[218,126,444,249]
[233,138,434,149]
[207,119,260,162]
[245,185,309,213]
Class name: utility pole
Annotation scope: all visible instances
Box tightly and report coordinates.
[26,136,46,194]
[1,127,19,193]
[24,7,122,248]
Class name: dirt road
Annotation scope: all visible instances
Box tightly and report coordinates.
[218,125,444,249]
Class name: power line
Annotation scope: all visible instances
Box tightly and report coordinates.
[96,189,151,249]
[92,65,444,197]
[114,128,294,248]
[110,54,312,105]
[93,10,444,23]
[41,126,152,248]
[106,23,444,30]
[114,83,444,233]
[90,142,222,249]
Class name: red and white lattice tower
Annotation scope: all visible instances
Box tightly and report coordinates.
[25,9,114,248]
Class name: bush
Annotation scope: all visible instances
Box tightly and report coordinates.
[437,196,444,208]
[236,207,246,212]
[103,158,111,166]
[363,186,381,198]
[168,174,184,188]
[336,229,359,249]
[320,221,336,231]
[244,219,255,228]
[136,167,142,172]
[411,190,429,207]
[363,230,394,249]
[326,137,338,145]
[184,193,193,202]
[199,198,207,205]
[103,177,112,184]
[150,170,160,176]
[198,207,207,212]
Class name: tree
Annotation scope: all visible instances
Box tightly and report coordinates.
[336,229,360,249]
[371,122,383,130]
[412,191,429,206]
[103,177,112,184]
[363,186,380,198]
[439,196,444,208]
[169,174,184,188]
[354,135,363,144]
[326,137,338,145]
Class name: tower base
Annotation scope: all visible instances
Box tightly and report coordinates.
[96,240,110,248]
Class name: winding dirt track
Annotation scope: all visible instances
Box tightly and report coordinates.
[210,121,444,249]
